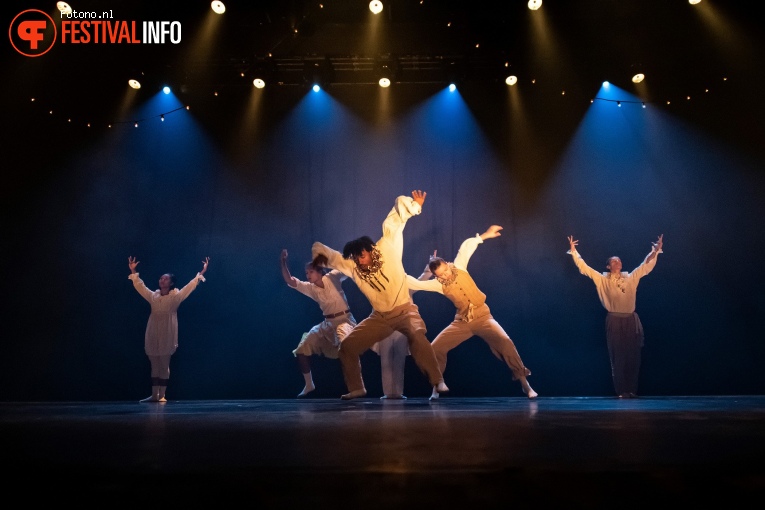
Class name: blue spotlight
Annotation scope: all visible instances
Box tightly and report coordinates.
[602,81,610,88]
[312,84,321,92]
[449,83,456,92]
[163,86,171,94]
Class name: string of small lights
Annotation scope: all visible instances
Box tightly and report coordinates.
[23,73,732,131]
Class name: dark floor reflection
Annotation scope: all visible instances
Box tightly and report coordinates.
[2,396,764,508]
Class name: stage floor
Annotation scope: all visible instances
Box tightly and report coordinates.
[3,396,764,507]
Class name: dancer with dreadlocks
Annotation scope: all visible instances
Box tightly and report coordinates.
[312,190,448,400]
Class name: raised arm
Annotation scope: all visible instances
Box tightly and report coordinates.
[567,235,578,254]
[280,249,298,288]
[480,225,503,241]
[566,235,601,280]
[127,256,154,301]
[644,234,663,264]
[379,191,426,257]
[630,234,664,278]
[311,242,356,277]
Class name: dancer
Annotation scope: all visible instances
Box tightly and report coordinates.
[128,256,209,403]
[281,249,357,397]
[337,262,433,400]
[567,234,663,398]
[312,190,448,400]
[407,226,537,400]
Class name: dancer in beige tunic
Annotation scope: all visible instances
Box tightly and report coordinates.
[567,234,663,398]
[312,191,447,400]
[128,256,209,403]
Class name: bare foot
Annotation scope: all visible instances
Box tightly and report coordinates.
[340,389,367,400]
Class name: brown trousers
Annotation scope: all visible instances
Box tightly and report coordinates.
[338,302,443,393]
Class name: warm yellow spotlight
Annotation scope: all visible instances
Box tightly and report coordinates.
[369,1,383,15]
[211,1,226,14]
[688,0,701,5]
[57,2,72,15]
[632,73,645,83]
[528,0,542,10]
[128,79,141,89]
[379,78,391,88]
[253,78,265,89]
[505,75,518,86]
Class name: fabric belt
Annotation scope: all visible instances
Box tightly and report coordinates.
[324,309,350,319]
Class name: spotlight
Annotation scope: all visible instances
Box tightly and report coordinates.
[313,84,321,92]
[161,114,165,121]
[369,1,383,15]
[505,75,518,86]
[617,101,621,107]
[449,84,456,92]
[630,63,646,83]
[128,79,141,89]
[163,86,171,94]
[57,2,72,15]
[377,59,396,88]
[528,0,542,10]
[689,0,701,4]
[251,59,275,89]
[211,1,226,14]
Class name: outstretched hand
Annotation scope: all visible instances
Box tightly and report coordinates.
[481,225,503,240]
[567,235,578,252]
[200,256,210,275]
[281,249,288,261]
[411,190,427,207]
[128,256,139,274]
[652,234,664,252]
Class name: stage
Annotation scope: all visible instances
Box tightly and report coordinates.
[3,396,764,507]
